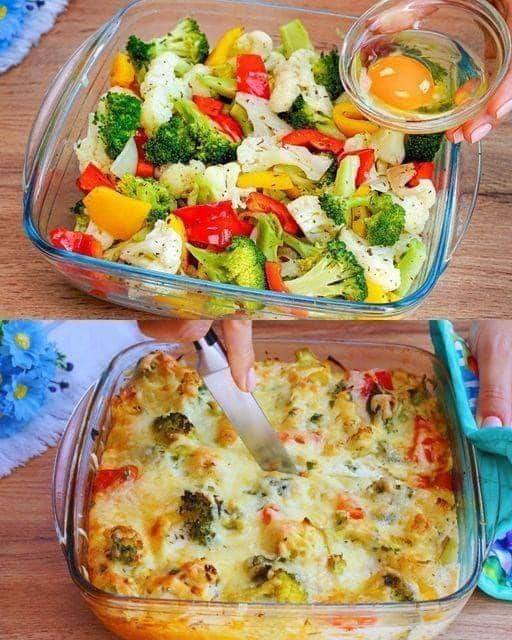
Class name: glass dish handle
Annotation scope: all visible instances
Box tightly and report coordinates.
[443,142,483,269]
[52,387,94,546]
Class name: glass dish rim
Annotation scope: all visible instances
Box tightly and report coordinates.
[21,0,482,315]
[339,0,512,135]
[56,335,486,613]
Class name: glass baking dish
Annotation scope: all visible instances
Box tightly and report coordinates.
[53,336,488,640]
[23,0,482,319]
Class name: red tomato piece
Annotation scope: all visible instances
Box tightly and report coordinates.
[408,416,450,468]
[93,465,138,492]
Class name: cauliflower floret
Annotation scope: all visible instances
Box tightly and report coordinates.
[235,93,292,138]
[75,112,112,174]
[158,160,206,198]
[85,220,114,250]
[339,228,401,292]
[269,49,332,116]
[120,220,182,274]
[391,179,436,235]
[183,63,211,97]
[140,52,192,135]
[233,30,274,60]
[287,195,337,243]
[237,136,332,181]
[200,162,255,208]
[371,129,406,165]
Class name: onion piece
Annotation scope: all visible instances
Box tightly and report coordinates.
[111,136,138,178]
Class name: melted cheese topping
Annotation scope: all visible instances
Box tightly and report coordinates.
[87,350,459,604]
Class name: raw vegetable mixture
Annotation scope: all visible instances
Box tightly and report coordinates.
[51,18,445,305]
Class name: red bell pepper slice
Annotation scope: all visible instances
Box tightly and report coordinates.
[93,465,138,492]
[175,201,253,249]
[50,228,103,258]
[246,192,299,235]
[76,163,116,193]
[408,416,450,468]
[265,261,288,292]
[192,95,244,142]
[134,128,149,152]
[361,369,393,397]
[192,95,224,116]
[236,54,270,99]
[338,148,376,187]
[136,160,155,178]
[282,129,344,155]
[408,161,434,188]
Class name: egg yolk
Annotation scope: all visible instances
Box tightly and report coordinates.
[368,55,435,111]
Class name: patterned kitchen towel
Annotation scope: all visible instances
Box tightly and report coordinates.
[0,0,68,74]
[0,320,147,477]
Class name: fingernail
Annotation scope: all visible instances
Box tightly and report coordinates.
[246,367,256,393]
[496,99,512,120]
[482,416,503,428]
[452,130,464,144]
[470,123,492,143]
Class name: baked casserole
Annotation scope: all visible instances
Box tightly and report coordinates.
[87,348,459,604]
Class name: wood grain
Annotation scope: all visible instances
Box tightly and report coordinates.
[0,320,510,639]
[0,0,510,319]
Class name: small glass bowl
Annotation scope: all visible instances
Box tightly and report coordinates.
[340,0,512,134]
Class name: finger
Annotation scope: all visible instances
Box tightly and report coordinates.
[221,320,255,392]
[138,319,212,342]
[460,113,494,144]
[369,0,438,33]
[487,74,512,121]
[473,322,512,426]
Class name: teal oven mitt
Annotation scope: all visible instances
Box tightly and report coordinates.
[430,320,512,601]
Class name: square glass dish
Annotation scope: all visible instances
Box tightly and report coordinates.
[23,0,482,319]
[53,336,488,640]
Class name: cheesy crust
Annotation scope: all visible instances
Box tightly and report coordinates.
[87,349,459,604]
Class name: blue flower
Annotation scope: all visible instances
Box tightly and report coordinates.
[2,370,47,422]
[0,354,17,387]
[0,0,28,48]
[0,321,47,369]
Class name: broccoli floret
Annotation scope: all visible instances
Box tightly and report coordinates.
[249,569,308,603]
[365,203,405,247]
[179,490,215,545]
[279,19,314,58]
[256,214,284,263]
[126,18,209,71]
[105,526,143,565]
[200,75,237,99]
[394,237,427,297]
[318,160,337,188]
[283,95,341,139]
[96,92,141,159]
[404,133,444,163]
[152,411,194,444]
[144,118,196,165]
[174,98,238,165]
[188,236,266,291]
[312,50,343,101]
[286,239,367,301]
[319,193,352,227]
[117,174,176,224]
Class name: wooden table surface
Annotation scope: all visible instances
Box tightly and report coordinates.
[0,0,511,319]
[0,320,510,639]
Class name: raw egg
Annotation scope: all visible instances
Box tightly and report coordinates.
[368,54,435,111]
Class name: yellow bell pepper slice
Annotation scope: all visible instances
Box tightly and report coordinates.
[352,216,367,239]
[167,214,188,267]
[354,184,371,197]
[83,187,151,240]
[110,52,136,88]
[333,103,379,137]
[365,279,390,304]
[207,26,244,67]
[237,171,294,190]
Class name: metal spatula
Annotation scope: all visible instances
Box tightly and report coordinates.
[194,330,298,475]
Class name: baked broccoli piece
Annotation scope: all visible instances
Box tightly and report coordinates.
[249,569,308,603]
[286,239,367,301]
[256,214,284,263]
[312,50,343,101]
[117,174,176,224]
[283,95,341,139]
[179,490,215,545]
[96,92,141,159]
[174,98,238,165]
[279,19,314,58]
[126,18,209,71]
[144,117,196,165]
[394,237,427,297]
[404,133,444,163]
[105,525,143,565]
[188,236,266,291]
[152,411,194,444]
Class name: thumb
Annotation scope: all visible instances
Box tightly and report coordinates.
[221,320,255,392]
[471,322,512,427]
